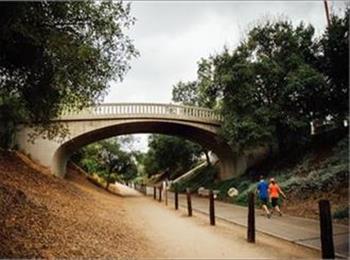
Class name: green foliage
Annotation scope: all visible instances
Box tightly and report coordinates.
[0,1,138,148]
[333,207,349,219]
[217,21,328,152]
[72,137,138,186]
[143,134,202,179]
[213,136,349,206]
[172,58,218,109]
[171,8,349,155]
[319,8,349,120]
[173,165,218,193]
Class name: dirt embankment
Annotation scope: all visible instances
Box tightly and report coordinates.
[0,151,152,258]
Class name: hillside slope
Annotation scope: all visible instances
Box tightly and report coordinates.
[178,133,349,224]
[0,151,152,258]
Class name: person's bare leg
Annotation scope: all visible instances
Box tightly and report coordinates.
[274,206,282,216]
[262,204,271,218]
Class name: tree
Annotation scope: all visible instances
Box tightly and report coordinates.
[171,9,348,163]
[318,8,349,122]
[143,135,202,179]
[172,57,219,163]
[72,137,138,189]
[214,20,329,153]
[0,1,138,148]
[172,57,219,109]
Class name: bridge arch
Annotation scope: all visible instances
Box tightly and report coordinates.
[16,103,236,180]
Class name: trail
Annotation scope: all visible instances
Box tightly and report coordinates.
[123,196,319,259]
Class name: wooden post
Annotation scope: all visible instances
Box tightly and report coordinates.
[247,192,255,243]
[153,186,156,200]
[319,200,335,259]
[158,186,162,202]
[209,190,215,225]
[165,182,168,206]
[175,187,179,210]
[186,188,192,217]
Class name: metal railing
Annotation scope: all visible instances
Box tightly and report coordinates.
[60,103,222,124]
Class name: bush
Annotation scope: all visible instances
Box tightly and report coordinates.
[333,207,349,219]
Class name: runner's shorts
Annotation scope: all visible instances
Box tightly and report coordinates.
[271,197,279,207]
[259,197,268,205]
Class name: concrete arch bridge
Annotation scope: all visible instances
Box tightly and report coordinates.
[15,103,250,180]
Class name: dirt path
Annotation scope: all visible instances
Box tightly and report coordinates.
[123,196,320,259]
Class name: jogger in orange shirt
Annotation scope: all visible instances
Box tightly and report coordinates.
[268,178,287,216]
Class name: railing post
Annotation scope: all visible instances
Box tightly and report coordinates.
[175,186,179,210]
[164,182,168,206]
[319,200,335,259]
[153,186,156,200]
[158,186,162,202]
[209,190,215,225]
[186,188,192,217]
[247,192,255,243]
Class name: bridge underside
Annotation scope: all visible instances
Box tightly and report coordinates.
[16,119,237,180]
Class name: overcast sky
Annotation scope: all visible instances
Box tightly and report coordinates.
[104,0,347,152]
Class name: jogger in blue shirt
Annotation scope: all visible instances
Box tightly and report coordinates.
[256,175,271,218]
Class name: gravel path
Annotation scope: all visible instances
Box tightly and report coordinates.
[124,196,320,259]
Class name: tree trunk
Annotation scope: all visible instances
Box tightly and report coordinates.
[105,167,112,191]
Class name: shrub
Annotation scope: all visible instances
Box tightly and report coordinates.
[333,207,349,219]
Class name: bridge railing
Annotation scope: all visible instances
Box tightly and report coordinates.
[60,103,222,123]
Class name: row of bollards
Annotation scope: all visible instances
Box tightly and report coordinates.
[153,185,216,225]
[151,186,335,259]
